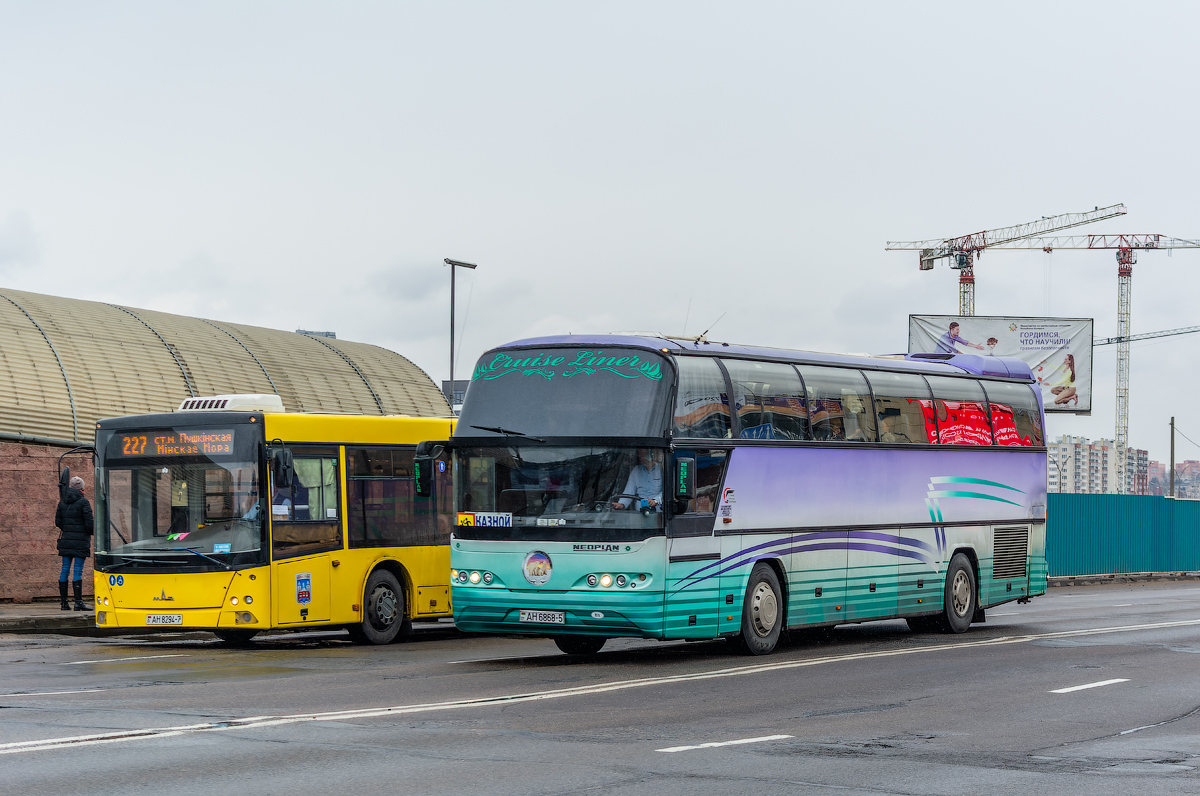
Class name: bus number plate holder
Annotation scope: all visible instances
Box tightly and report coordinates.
[145,614,183,625]
[519,609,564,625]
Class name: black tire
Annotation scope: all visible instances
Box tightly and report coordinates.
[554,636,607,655]
[735,562,784,655]
[349,569,409,645]
[214,629,258,644]
[942,553,977,634]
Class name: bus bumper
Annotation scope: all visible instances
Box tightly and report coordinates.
[452,586,665,639]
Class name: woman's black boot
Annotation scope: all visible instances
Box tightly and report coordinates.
[72,580,87,611]
[59,581,70,611]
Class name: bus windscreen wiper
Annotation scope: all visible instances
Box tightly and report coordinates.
[469,425,546,443]
[172,547,233,570]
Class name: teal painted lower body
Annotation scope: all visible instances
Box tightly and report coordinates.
[451,524,1046,641]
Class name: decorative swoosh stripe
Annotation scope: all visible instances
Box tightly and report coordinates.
[671,532,939,595]
[928,476,1026,493]
[926,490,1023,507]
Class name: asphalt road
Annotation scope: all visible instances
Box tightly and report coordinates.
[2,582,1200,795]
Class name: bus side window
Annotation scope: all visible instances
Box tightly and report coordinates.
[798,366,877,443]
[722,359,809,441]
[272,450,342,558]
[346,447,442,548]
[925,375,992,445]
[673,357,733,439]
[981,381,1044,446]
[864,371,936,444]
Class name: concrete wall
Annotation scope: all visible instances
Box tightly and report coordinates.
[0,441,94,603]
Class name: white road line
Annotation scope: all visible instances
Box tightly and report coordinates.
[1112,604,1133,607]
[658,734,793,753]
[1,690,107,697]
[1050,678,1130,694]
[59,654,189,666]
[5,617,1198,756]
[990,612,1019,616]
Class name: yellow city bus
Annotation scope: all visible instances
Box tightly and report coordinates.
[91,394,454,644]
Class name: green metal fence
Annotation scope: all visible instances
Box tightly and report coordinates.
[1047,494,1200,576]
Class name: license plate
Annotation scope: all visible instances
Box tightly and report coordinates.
[145,614,183,625]
[519,609,565,625]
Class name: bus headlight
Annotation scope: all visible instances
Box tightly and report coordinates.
[230,597,239,605]
[616,575,627,587]
[244,596,253,605]
[587,574,598,587]
[482,572,493,584]
[469,571,481,584]
[457,571,469,584]
[599,574,613,588]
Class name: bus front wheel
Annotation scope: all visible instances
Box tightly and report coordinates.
[735,562,783,655]
[554,636,606,655]
[941,553,977,634]
[348,569,410,645]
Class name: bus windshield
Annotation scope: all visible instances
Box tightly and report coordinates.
[455,445,666,541]
[95,425,265,569]
[461,347,671,438]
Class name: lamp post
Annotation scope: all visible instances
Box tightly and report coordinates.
[1050,451,1071,493]
[444,258,478,408]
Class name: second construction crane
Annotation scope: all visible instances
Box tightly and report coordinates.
[886,204,1127,315]
[989,234,1200,493]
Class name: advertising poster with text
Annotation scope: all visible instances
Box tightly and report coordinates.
[909,315,1093,414]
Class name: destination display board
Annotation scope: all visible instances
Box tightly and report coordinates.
[909,314,1094,414]
[109,429,237,459]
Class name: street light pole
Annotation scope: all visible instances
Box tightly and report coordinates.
[444,258,478,408]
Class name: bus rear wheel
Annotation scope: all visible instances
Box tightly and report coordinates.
[348,569,410,645]
[941,553,977,634]
[554,636,606,655]
[735,562,783,655]
[214,629,258,644]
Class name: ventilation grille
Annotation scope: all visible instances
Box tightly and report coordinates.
[993,526,1029,580]
[179,398,229,411]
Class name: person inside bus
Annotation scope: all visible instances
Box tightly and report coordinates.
[611,448,663,511]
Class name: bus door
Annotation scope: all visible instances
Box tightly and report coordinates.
[270,449,343,625]
[664,450,726,638]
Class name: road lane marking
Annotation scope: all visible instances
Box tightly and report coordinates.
[6,617,1200,756]
[1,690,108,697]
[59,655,189,666]
[657,734,793,752]
[1050,678,1130,694]
[1112,604,1134,607]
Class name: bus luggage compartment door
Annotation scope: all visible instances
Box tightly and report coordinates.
[275,557,332,624]
[665,536,720,638]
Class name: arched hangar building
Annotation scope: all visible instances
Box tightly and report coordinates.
[0,287,450,603]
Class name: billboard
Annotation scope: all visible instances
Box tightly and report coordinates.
[909,315,1093,414]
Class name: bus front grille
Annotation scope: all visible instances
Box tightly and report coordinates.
[993,527,1029,580]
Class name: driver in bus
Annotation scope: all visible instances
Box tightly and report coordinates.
[611,448,663,511]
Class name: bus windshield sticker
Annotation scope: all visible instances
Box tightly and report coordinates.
[295,573,311,605]
[473,350,663,382]
[457,512,512,528]
[212,544,231,553]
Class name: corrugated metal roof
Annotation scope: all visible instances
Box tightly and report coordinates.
[0,288,451,444]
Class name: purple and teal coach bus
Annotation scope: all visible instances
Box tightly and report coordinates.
[432,334,1047,655]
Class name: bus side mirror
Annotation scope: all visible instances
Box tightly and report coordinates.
[271,448,294,489]
[414,441,446,499]
[675,458,695,499]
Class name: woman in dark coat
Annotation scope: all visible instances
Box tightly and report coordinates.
[55,476,93,611]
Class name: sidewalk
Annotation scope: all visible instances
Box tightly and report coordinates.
[0,601,99,635]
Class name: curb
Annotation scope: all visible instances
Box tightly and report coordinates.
[1049,572,1200,587]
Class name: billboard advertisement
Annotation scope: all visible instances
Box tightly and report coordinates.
[909,315,1093,414]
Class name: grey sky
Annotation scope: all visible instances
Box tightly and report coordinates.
[2,2,1198,464]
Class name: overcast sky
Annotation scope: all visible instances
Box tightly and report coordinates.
[2,2,1198,465]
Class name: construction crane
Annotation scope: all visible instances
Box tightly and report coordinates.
[886,204,1127,316]
[989,234,1200,493]
[1094,324,1200,346]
